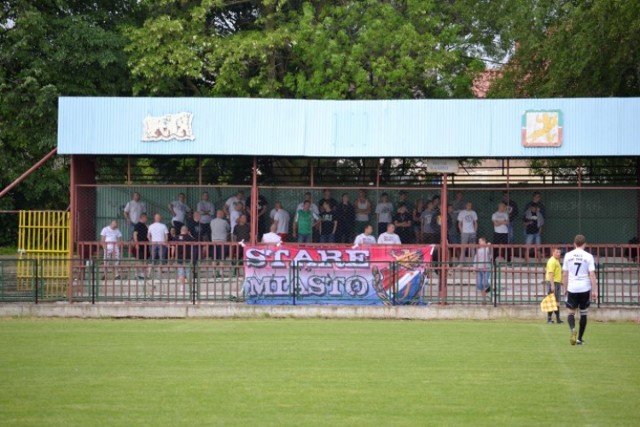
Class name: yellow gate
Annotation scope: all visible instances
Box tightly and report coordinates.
[17,211,71,298]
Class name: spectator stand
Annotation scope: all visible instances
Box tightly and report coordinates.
[6,96,639,305]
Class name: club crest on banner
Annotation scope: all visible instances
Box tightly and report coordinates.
[142,112,195,141]
[522,110,563,147]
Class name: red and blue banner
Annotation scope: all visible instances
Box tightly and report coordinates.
[244,244,435,305]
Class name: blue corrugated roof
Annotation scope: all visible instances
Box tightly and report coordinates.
[57,97,640,157]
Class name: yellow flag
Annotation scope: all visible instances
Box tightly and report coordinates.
[540,293,558,312]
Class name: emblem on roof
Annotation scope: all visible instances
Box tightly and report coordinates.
[522,110,562,147]
[142,112,194,141]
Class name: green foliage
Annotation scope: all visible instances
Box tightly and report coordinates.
[530,158,640,184]
[486,0,640,98]
[0,1,142,245]
[126,0,482,99]
[123,1,484,186]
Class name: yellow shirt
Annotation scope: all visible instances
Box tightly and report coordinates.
[546,256,562,283]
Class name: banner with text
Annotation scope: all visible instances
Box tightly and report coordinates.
[244,245,435,305]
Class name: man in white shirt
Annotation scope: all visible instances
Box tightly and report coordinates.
[562,234,597,346]
[124,192,146,239]
[168,193,191,231]
[457,201,478,263]
[377,223,402,244]
[224,190,245,218]
[147,213,169,263]
[101,220,122,278]
[229,201,244,234]
[375,192,394,236]
[353,224,377,246]
[491,202,510,261]
[262,223,282,244]
[271,201,290,241]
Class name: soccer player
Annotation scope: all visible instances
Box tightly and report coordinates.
[562,234,597,345]
[545,248,564,324]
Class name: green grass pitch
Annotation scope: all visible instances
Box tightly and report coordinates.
[0,318,638,426]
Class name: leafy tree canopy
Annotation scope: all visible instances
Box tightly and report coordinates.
[0,1,142,244]
[485,0,640,97]
[125,0,485,98]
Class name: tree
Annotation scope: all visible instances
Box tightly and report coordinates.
[124,0,485,184]
[484,0,640,98]
[0,1,142,245]
[126,1,485,98]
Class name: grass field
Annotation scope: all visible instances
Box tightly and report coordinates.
[0,318,638,427]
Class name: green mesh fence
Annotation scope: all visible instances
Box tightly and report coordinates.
[85,185,640,244]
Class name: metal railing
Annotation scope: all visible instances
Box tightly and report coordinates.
[0,243,638,306]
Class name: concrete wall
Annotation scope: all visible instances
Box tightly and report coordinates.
[1,303,638,322]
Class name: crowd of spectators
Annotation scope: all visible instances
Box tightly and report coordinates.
[103,189,548,265]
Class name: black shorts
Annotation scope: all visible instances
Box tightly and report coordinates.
[566,291,591,310]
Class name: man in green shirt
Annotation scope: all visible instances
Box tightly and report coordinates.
[293,201,319,243]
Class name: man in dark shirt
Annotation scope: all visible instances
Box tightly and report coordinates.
[319,201,338,243]
[132,213,149,279]
[187,211,207,242]
[186,211,207,264]
[318,189,338,211]
[393,203,413,244]
[334,193,355,244]
[233,214,251,276]
[233,214,251,256]
[245,193,269,238]
[175,225,195,292]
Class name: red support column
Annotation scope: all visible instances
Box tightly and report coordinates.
[440,173,448,304]
[636,158,640,238]
[250,156,258,244]
[71,155,97,258]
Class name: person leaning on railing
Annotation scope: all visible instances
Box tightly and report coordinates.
[147,213,169,264]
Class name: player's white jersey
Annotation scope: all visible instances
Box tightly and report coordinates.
[562,247,595,293]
